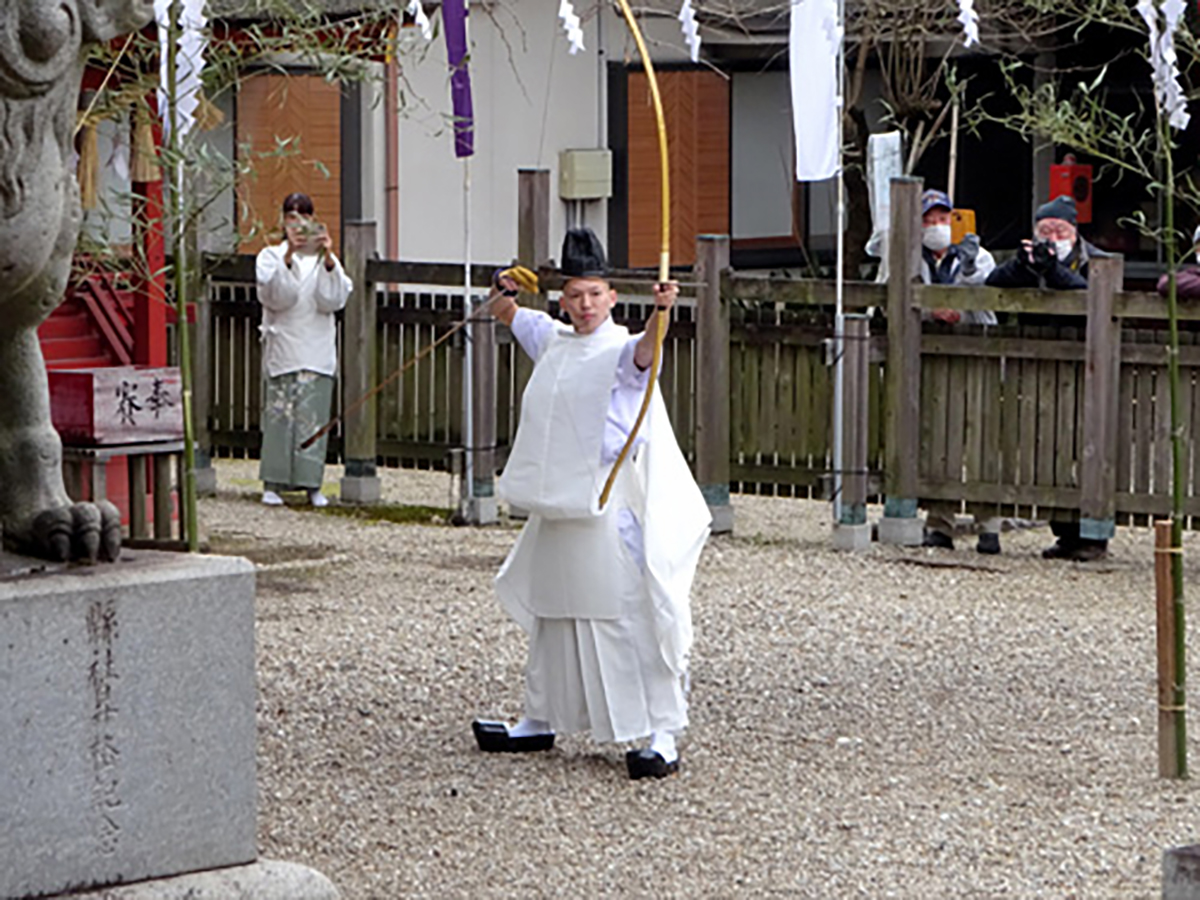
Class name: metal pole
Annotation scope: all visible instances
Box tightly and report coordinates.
[463,157,474,506]
[832,0,846,524]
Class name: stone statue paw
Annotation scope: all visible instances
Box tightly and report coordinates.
[30,501,122,564]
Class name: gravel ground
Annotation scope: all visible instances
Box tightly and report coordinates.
[202,459,1200,899]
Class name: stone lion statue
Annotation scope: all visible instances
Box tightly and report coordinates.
[0,0,153,562]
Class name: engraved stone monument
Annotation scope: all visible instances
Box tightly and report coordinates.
[0,4,339,896]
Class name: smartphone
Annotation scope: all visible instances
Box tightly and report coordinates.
[305,222,328,253]
[950,209,976,245]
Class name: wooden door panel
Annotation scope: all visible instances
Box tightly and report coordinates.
[236,74,342,255]
[627,70,729,268]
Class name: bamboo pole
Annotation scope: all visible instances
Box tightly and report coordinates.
[1160,114,1187,777]
[1155,520,1182,777]
[947,96,960,205]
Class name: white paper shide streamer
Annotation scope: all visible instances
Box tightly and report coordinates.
[789,0,839,181]
[154,0,207,137]
[1137,0,1191,130]
[408,0,433,40]
[956,0,979,48]
[558,0,585,54]
[678,0,701,63]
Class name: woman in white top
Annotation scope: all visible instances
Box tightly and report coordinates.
[255,193,353,506]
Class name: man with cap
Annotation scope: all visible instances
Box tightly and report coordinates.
[1157,225,1200,300]
[919,188,997,317]
[986,194,1095,290]
[915,189,1003,552]
[988,195,1111,561]
[471,227,711,780]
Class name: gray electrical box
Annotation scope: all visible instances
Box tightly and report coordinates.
[559,149,613,200]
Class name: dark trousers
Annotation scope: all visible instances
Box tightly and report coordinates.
[1050,520,1108,548]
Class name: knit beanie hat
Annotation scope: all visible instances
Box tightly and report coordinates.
[560,227,609,278]
[1035,195,1077,226]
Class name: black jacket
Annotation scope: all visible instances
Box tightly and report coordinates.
[985,238,1098,290]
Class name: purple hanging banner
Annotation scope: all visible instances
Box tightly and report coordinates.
[442,0,474,158]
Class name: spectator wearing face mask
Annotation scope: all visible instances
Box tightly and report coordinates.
[917,189,1003,553]
[1157,225,1200,300]
[988,194,1111,561]
[919,189,997,326]
[985,195,1095,290]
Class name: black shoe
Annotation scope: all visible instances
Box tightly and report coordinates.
[1042,540,1070,559]
[626,749,680,780]
[1042,540,1108,562]
[923,530,954,550]
[472,720,555,753]
[976,533,1001,555]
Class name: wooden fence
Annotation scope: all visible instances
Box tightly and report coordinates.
[200,187,1200,534]
[203,253,700,472]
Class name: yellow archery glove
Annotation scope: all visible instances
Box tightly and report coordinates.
[499,265,539,295]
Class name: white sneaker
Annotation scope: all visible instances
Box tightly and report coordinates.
[308,490,329,508]
[261,490,284,506]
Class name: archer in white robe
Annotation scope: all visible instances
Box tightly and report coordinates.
[495,308,710,744]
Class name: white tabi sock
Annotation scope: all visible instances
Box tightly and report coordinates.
[509,717,552,738]
[650,731,678,763]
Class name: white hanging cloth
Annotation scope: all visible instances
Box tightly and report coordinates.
[1137,0,1190,130]
[956,0,980,48]
[789,0,840,181]
[408,0,433,40]
[558,0,585,55]
[154,0,207,137]
[678,0,701,63]
[864,131,904,282]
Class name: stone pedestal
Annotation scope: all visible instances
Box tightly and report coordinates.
[876,516,923,546]
[707,504,734,535]
[1165,845,1200,899]
[194,463,218,497]
[57,859,338,899]
[832,522,872,552]
[0,552,257,899]
[340,474,382,504]
[462,496,499,526]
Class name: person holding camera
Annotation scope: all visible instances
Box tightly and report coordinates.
[987,194,1111,561]
[255,192,352,507]
[985,195,1094,290]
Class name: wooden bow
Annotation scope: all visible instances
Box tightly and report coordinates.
[598,0,670,509]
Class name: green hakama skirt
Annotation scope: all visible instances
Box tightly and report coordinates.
[259,370,334,491]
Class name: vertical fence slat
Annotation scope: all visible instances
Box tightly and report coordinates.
[1035,329,1059,489]
[1154,362,1173,497]
[1135,331,1156,500]
[1054,327,1079,489]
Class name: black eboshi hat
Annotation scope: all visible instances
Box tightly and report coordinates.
[560,227,609,278]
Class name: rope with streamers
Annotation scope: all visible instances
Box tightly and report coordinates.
[598,0,671,509]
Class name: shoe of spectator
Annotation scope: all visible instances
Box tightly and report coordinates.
[1042,539,1107,561]
[976,533,1001,555]
[308,489,329,508]
[923,530,954,550]
[262,490,284,506]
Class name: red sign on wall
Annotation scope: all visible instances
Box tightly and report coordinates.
[1049,160,1094,225]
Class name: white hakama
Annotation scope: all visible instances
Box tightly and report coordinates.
[496,311,709,744]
